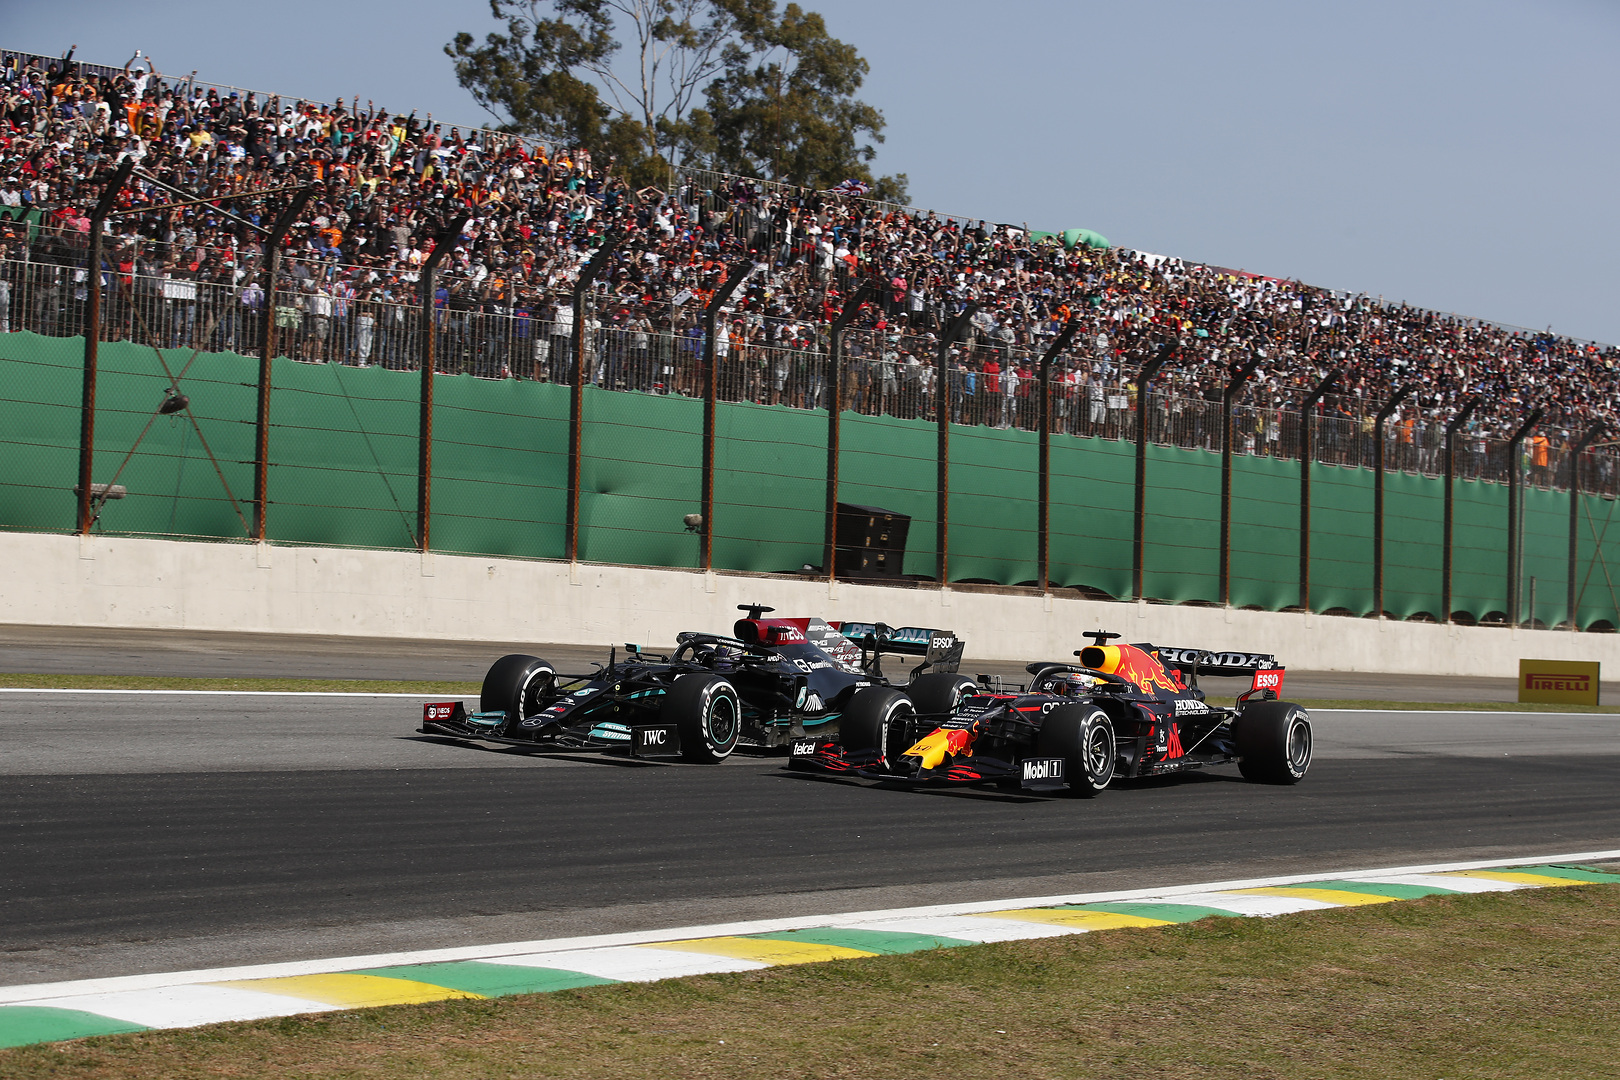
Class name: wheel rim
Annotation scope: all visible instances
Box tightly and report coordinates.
[884,701,915,759]
[519,670,551,718]
[1286,717,1311,772]
[1085,722,1112,777]
[709,694,738,747]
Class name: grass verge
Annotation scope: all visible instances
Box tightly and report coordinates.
[5,883,1618,1079]
[0,673,480,695]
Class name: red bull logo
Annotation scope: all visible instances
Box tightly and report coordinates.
[1078,643,1182,695]
[903,724,976,770]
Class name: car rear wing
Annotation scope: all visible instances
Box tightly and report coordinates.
[840,623,964,673]
[1157,647,1281,679]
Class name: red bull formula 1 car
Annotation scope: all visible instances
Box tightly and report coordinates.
[417,606,965,763]
[787,631,1309,795]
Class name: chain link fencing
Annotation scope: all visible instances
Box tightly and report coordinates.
[2,234,1618,630]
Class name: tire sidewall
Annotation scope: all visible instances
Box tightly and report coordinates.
[905,672,976,719]
[1280,709,1312,780]
[1235,701,1311,783]
[840,686,916,761]
[480,653,556,722]
[1039,703,1115,796]
[669,673,741,762]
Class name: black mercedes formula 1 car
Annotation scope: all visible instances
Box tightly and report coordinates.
[417,605,965,763]
[787,631,1309,795]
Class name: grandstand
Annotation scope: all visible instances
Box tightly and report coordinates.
[1,45,1615,629]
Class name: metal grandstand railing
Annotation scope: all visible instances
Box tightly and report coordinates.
[1,235,1613,495]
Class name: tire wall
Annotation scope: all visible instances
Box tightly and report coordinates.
[2,331,1618,628]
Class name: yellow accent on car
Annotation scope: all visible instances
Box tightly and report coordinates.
[900,731,959,773]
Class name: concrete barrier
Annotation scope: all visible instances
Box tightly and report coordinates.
[3,531,1616,676]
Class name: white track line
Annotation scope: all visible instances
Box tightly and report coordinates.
[3,847,1615,1005]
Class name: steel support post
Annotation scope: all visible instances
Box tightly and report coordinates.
[1505,409,1542,628]
[252,187,312,540]
[76,160,133,535]
[698,259,754,571]
[1297,368,1340,611]
[1371,383,1416,617]
[1440,396,1480,623]
[1036,318,1079,593]
[824,281,875,582]
[934,304,978,586]
[1219,356,1260,606]
[417,212,469,553]
[563,230,626,563]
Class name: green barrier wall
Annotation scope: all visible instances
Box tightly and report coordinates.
[2,332,1617,629]
[1308,464,1375,614]
[1048,436,1133,598]
[950,423,1038,585]
[1231,454,1302,611]
[578,387,700,567]
[1141,446,1221,604]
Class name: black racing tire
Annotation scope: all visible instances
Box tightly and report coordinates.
[1037,704,1116,797]
[838,686,917,762]
[664,673,742,763]
[480,653,556,722]
[905,672,977,718]
[1234,701,1312,784]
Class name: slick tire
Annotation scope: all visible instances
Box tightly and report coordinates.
[905,672,977,719]
[665,673,742,763]
[480,654,556,723]
[1234,701,1312,784]
[1037,704,1115,797]
[839,686,916,762]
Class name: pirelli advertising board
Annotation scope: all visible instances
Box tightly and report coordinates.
[1518,659,1601,706]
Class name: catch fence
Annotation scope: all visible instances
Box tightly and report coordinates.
[1,238,1617,631]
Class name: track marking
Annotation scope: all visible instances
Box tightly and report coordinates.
[984,908,1172,930]
[641,937,877,965]
[2,848,1616,1055]
[1236,886,1403,907]
[1440,870,1590,888]
[211,974,481,1007]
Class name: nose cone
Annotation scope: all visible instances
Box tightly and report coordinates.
[903,725,976,770]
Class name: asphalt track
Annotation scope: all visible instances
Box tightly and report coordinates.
[13,622,1620,702]
[4,680,1619,989]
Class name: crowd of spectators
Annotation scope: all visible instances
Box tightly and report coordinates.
[2,46,1614,488]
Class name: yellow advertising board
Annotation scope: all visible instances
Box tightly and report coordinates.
[1518,659,1601,706]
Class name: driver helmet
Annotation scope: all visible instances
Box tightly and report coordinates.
[704,642,742,670]
[1061,672,1093,697]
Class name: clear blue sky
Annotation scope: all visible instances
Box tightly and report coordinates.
[11,1,1619,343]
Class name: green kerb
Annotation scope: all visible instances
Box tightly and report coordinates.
[0,1006,148,1049]
[743,928,975,954]
[345,962,617,997]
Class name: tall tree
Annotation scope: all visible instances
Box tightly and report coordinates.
[678,3,905,199]
[447,0,902,196]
